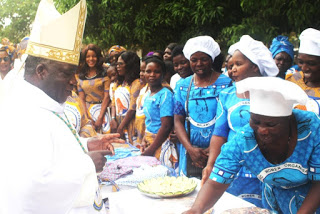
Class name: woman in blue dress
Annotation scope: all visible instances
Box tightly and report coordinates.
[140,56,178,169]
[184,77,320,214]
[174,36,232,177]
[201,35,279,206]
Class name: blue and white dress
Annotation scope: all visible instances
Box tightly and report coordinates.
[144,87,174,134]
[213,85,262,206]
[174,74,232,176]
[210,109,320,214]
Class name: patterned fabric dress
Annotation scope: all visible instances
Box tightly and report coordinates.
[77,75,111,134]
[65,91,97,137]
[134,84,149,148]
[112,79,142,144]
[286,71,320,98]
[210,110,320,214]
[213,85,262,206]
[174,74,232,176]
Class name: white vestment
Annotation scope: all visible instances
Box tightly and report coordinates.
[0,78,104,214]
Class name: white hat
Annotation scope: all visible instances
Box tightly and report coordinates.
[299,28,320,56]
[228,35,279,77]
[183,36,221,61]
[236,77,308,117]
[26,0,87,65]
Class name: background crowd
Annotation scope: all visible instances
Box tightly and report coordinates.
[1,17,320,213]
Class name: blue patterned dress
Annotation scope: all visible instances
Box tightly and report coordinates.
[174,74,232,176]
[144,87,174,134]
[210,110,320,214]
[213,85,262,206]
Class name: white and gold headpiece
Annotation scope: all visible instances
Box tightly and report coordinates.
[26,0,87,65]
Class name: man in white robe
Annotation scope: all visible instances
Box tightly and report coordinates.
[0,0,123,213]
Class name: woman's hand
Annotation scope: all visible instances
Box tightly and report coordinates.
[182,209,201,214]
[117,126,125,139]
[188,147,208,168]
[169,130,179,143]
[110,119,118,133]
[201,165,214,186]
[140,138,154,156]
[94,116,104,131]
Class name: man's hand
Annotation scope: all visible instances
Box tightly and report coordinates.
[88,150,112,172]
[87,133,125,154]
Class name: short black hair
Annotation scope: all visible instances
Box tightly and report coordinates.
[171,45,184,58]
[145,55,166,76]
[166,43,178,51]
[24,55,51,77]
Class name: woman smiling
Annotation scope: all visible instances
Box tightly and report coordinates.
[174,36,232,178]
[77,44,111,134]
[184,77,320,214]
[287,28,320,98]
[202,35,279,207]
[0,45,13,80]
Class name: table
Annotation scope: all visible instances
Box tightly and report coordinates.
[101,179,254,214]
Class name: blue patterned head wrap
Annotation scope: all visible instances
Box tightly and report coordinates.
[269,36,294,60]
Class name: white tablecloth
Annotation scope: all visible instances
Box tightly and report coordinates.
[102,179,254,214]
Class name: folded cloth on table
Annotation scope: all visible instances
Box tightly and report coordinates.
[115,164,169,186]
[106,147,141,162]
[109,156,161,168]
[100,156,161,183]
[99,163,133,181]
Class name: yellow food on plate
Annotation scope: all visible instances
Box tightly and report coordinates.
[137,176,197,197]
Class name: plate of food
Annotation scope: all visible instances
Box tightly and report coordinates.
[137,176,197,198]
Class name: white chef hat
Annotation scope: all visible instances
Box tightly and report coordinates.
[26,0,87,65]
[236,77,308,117]
[299,28,320,56]
[228,35,279,77]
[183,35,221,61]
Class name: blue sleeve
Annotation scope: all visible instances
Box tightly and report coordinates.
[209,138,243,184]
[173,82,186,116]
[160,90,173,118]
[308,116,320,181]
[213,92,229,138]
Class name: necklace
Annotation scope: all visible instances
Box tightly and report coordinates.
[194,71,214,87]
[85,73,97,79]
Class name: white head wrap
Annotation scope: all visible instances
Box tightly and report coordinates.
[299,28,320,56]
[183,35,221,61]
[228,35,278,77]
[236,77,308,117]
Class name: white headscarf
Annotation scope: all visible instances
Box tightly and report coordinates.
[183,36,221,61]
[228,35,278,77]
[236,77,308,117]
[299,28,320,56]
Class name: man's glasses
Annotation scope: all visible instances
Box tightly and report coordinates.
[0,57,10,63]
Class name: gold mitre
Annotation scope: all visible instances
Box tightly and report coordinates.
[26,0,87,65]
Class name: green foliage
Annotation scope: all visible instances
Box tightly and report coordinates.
[1,0,319,54]
[0,0,40,43]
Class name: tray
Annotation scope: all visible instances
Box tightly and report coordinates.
[137,176,197,198]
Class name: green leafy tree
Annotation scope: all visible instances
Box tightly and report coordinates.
[1,0,319,54]
[0,0,40,43]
